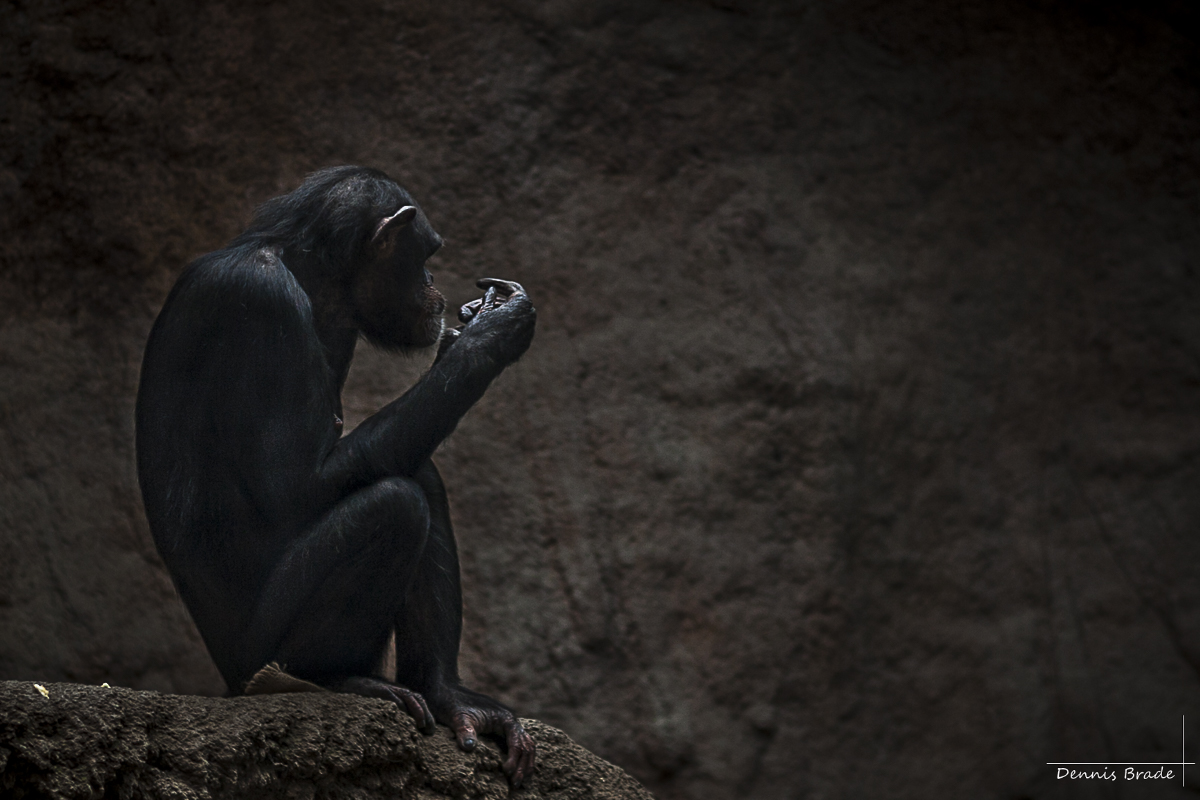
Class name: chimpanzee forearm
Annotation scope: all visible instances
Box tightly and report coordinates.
[320,352,495,491]
[316,294,535,498]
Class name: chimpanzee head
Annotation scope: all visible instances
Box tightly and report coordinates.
[349,200,447,351]
[243,166,449,351]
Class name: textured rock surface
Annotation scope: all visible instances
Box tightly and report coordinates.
[0,681,651,799]
[1,1,1199,799]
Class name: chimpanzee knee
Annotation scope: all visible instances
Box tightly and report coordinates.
[341,476,432,563]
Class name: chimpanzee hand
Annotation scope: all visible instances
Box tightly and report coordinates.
[431,684,536,787]
[453,278,536,368]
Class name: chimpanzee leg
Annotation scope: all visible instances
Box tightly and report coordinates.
[238,478,431,697]
[396,460,537,785]
[392,459,462,695]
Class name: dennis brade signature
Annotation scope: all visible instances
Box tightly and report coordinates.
[1048,716,1194,786]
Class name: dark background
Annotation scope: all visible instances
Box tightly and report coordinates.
[2,1,1198,798]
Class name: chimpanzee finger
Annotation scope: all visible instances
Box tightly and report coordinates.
[416,697,437,734]
[503,719,536,787]
[434,326,461,364]
[389,686,436,734]
[475,277,526,297]
[519,734,537,785]
[452,710,479,752]
[459,299,482,324]
[419,698,437,733]
[482,286,498,311]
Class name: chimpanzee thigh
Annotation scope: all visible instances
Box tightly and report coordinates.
[249,476,432,687]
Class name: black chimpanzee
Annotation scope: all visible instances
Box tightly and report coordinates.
[135,166,537,784]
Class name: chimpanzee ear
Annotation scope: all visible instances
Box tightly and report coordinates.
[372,205,418,246]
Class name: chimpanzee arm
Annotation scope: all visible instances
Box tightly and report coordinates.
[315,292,536,495]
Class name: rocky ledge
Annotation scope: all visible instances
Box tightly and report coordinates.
[0,681,652,799]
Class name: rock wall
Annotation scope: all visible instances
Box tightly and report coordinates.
[1,1,1198,798]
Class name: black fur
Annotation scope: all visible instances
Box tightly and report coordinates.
[135,166,537,784]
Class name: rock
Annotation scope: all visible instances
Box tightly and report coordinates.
[1,2,1199,799]
[0,681,652,799]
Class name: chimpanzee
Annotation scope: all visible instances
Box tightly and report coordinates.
[135,166,537,784]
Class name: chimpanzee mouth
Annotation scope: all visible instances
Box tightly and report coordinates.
[422,282,447,317]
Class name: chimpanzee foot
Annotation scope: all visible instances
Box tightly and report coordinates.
[433,686,536,787]
[337,676,437,734]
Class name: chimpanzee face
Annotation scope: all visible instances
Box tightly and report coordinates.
[350,206,447,350]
